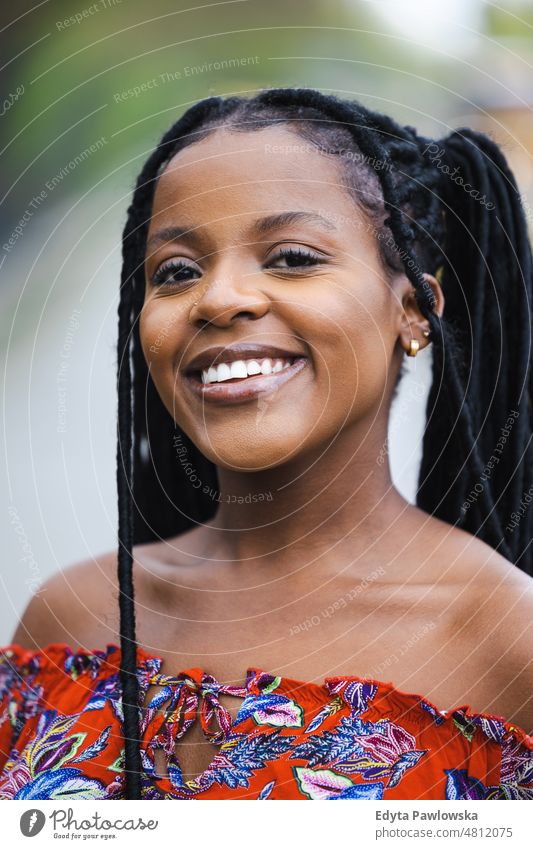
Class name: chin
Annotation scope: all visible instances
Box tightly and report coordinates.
[191,427,311,473]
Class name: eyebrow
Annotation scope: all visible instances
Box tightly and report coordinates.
[146,211,337,252]
[146,226,202,251]
[250,211,338,238]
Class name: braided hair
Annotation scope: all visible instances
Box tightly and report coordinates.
[115,88,533,798]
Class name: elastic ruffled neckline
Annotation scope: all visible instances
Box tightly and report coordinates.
[2,641,532,748]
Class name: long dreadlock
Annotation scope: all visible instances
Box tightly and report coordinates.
[116,88,533,798]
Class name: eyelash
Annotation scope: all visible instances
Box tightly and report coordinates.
[151,260,200,288]
[150,247,326,288]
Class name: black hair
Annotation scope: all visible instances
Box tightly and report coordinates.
[115,87,533,798]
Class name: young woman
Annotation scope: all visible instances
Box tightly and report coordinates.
[1,88,532,801]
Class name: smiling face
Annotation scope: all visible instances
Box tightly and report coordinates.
[140,125,423,472]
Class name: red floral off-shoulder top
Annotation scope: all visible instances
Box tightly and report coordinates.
[0,643,531,800]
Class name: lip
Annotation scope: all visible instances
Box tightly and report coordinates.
[182,356,309,406]
[183,343,306,374]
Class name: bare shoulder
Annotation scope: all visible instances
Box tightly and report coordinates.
[10,548,124,651]
[430,516,533,611]
[8,529,211,653]
[410,511,533,730]
[469,542,533,733]
[412,508,531,594]
[440,521,533,731]
[461,532,533,660]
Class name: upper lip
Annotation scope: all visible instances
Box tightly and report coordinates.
[183,343,307,374]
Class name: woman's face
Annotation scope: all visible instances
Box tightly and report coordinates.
[140,125,421,471]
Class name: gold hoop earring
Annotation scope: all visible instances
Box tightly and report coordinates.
[407,338,420,357]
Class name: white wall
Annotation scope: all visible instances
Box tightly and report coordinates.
[1,187,125,643]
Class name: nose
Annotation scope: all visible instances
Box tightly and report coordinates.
[188,261,270,329]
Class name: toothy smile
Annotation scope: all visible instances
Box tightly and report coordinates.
[200,357,294,384]
[182,344,309,406]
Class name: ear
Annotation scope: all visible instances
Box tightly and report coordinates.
[394,272,444,353]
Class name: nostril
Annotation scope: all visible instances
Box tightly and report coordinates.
[231,314,259,325]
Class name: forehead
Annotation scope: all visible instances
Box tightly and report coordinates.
[149,125,357,223]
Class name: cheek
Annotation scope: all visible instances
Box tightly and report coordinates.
[140,298,191,360]
[139,303,184,411]
[307,288,393,415]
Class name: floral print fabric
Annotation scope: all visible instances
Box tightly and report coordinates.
[0,643,531,800]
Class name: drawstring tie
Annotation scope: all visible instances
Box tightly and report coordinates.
[141,667,248,768]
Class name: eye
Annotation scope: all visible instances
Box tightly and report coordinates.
[151,258,201,288]
[266,246,327,272]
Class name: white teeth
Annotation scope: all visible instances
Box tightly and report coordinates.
[230,360,248,379]
[200,357,293,385]
[217,363,231,382]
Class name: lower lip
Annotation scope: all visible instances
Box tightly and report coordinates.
[182,358,309,406]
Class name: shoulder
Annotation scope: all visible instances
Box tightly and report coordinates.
[413,513,533,731]
[8,529,209,653]
[441,525,533,648]
[449,529,533,732]
[475,552,533,733]
[10,546,146,651]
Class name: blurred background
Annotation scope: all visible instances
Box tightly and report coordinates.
[2,0,533,642]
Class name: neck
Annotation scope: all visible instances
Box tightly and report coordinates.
[200,420,413,572]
